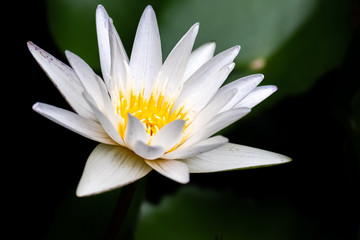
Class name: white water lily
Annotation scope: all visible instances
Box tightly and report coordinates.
[29,5,290,197]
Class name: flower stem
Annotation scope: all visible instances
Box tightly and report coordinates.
[104,182,138,240]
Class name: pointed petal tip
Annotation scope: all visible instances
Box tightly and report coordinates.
[144,5,155,12]
[243,73,264,84]
[279,154,292,164]
[27,41,38,53]
[165,119,186,133]
[76,183,125,197]
[269,153,292,167]
[180,176,190,184]
[223,45,241,59]
[193,22,200,32]
[75,187,88,197]
[187,23,200,42]
[133,141,165,160]
[32,102,40,111]
[238,107,252,116]
[254,73,264,79]
[75,184,111,197]
[200,41,216,50]
[96,4,110,22]
[27,41,34,48]
[142,5,156,20]
[150,119,186,152]
[32,102,47,114]
[205,41,216,53]
[242,107,252,113]
[224,62,235,71]
[184,22,199,37]
[264,85,278,95]
[64,50,72,58]
[145,159,190,184]
[272,85,278,92]
[96,4,106,13]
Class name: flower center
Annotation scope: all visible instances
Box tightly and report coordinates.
[114,90,189,139]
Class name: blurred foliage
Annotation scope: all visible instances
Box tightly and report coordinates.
[42,0,358,239]
[158,0,316,59]
[136,185,328,240]
[47,0,351,109]
[46,0,155,70]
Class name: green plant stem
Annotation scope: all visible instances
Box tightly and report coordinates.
[104,182,138,240]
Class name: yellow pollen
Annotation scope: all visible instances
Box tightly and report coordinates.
[115,89,189,140]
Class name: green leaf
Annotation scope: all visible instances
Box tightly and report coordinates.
[159,0,316,61]
[136,186,327,240]
[46,0,152,71]
[258,0,352,103]
[47,0,351,109]
[159,0,351,109]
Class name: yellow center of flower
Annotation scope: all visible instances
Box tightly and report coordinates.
[114,90,189,139]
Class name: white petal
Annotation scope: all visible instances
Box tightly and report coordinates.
[33,102,116,145]
[175,46,240,113]
[76,144,152,197]
[186,88,237,135]
[183,143,291,173]
[217,74,264,113]
[130,5,162,96]
[182,42,216,83]
[163,135,228,159]
[124,113,150,149]
[236,85,277,108]
[83,92,124,145]
[65,51,121,132]
[65,51,108,110]
[96,5,111,82]
[145,159,189,183]
[96,5,129,90]
[181,108,250,148]
[96,5,111,87]
[109,19,130,95]
[27,42,96,121]
[156,23,199,97]
[133,141,165,160]
[150,120,185,152]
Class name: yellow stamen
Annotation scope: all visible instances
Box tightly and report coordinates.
[114,89,190,141]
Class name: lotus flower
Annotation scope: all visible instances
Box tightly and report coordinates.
[29,5,290,197]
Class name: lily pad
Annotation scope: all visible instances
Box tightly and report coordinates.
[158,0,316,62]
[159,0,351,106]
[47,0,351,107]
[136,185,326,240]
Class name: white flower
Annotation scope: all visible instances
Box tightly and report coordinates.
[29,5,291,197]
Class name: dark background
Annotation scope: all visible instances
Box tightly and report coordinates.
[6,0,359,239]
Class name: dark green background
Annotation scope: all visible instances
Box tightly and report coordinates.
[7,0,359,239]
